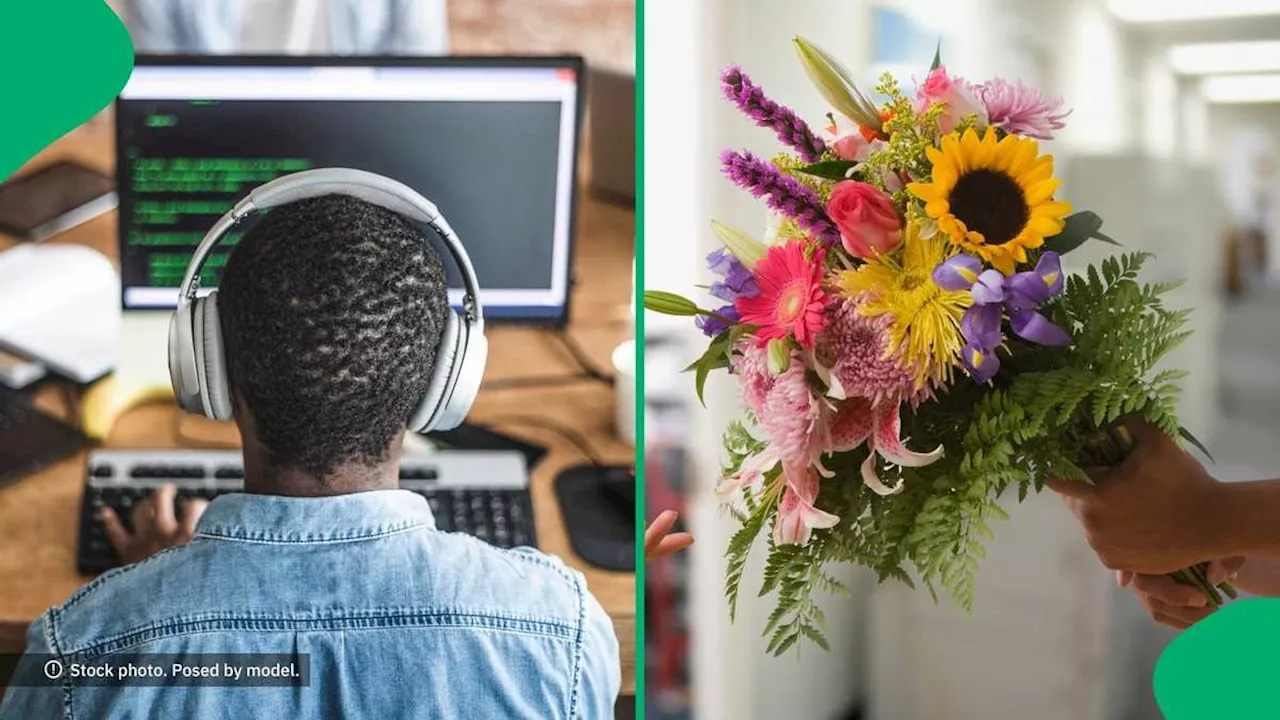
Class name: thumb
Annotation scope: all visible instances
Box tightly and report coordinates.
[1207,557,1247,586]
[1045,477,1095,499]
[1123,421,1170,449]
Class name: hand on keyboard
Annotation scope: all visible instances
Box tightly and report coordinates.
[100,483,209,565]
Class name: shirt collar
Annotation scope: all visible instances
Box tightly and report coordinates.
[193,489,436,543]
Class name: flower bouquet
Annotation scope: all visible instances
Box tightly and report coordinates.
[645,38,1231,654]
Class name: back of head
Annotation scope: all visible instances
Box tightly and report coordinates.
[218,195,449,479]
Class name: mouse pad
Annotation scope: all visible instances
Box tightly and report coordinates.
[555,464,636,572]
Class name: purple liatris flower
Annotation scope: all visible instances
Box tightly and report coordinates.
[976,78,1070,141]
[721,65,828,163]
[697,304,739,337]
[721,150,840,245]
[706,247,759,303]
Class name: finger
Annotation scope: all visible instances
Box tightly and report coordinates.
[1208,557,1247,586]
[1150,612,1192,630]
[1123,421,1171,450]
[101,507,132,554]
[131,500,155,535]
[152,484,179,536]
[1148,598,1214,625]
[1045,477,1095,499]
[179,498,209,539]
[644,511,678,552]
[1131,574,1207,607]
[1116,570,1134,588]
[650,532,695,560]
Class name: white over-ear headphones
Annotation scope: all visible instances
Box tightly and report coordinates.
[167,168,488,433]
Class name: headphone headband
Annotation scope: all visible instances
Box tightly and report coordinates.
[176,168,484,328]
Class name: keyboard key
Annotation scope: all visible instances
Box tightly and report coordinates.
[89,464,113,478]
[399,466,438,481]
[214,466,243,479]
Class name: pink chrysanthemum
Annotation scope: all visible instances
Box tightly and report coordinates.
[975,78,1069,141]
[758,356,827,464]
[735,240,829,349]
[819,300,933,408]
[732,341,776,418]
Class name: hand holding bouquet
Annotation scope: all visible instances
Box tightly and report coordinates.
[645,38,1231,654]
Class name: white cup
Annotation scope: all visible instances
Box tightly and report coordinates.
[612,339,636,444]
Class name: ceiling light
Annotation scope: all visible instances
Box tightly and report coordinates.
[1170,41,1280,74]
[1108,0,1280,22]
[1202,73,1280,103]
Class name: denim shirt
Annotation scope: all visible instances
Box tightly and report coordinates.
[0,490,620,719]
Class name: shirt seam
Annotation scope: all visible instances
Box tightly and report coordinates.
[192,520,429,545]
[59,612,580,657]
[43,610,71,720]
[569,572,586,719]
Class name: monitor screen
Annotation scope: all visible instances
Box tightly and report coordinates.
[115,57,582,323]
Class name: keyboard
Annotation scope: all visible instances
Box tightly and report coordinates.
[78,449,536,574]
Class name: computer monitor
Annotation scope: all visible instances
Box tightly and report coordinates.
[115,56,583,325]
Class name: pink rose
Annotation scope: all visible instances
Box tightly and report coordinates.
[916,65,988,135]
[826,181,902,258]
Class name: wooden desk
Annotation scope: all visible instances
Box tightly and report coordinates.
[0,128,637,693]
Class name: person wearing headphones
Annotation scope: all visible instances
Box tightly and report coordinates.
[0,171,620,718]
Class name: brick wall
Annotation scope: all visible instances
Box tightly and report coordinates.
[448,0,635,74]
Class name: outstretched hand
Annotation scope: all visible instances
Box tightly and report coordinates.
[1047,422,1223,575]
[1117,557,1245,630]
[645,510,694,562]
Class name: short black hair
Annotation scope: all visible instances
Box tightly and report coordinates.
[218,195,448,478]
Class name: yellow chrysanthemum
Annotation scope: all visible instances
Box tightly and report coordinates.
[836,224,971,385]
[908,127,1072,275]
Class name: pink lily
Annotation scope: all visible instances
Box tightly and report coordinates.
[716,447,781,497]
[774,461,840,545]
[829,399,944,496]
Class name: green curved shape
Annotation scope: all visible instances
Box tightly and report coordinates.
[1155,598,1280,718]
[0,0,134,180]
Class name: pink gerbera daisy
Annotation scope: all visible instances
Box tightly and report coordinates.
[975,78,1070,141]
[735,240,829,349]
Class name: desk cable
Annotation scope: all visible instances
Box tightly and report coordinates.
[485,330,617,390]
[483,414,605,467]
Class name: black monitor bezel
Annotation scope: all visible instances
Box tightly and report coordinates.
[114,53,587,329]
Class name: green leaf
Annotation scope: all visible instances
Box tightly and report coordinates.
[797,159,859,180]
[1179,427,1215,463]
[686,331,733,406]
[643,290,700,316]
[930,40,942,72]
[1042,211,1121,256]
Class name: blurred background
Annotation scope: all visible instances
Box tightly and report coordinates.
[643,1,1280,719]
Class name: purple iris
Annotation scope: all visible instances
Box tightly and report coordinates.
[707,247,760,304]
[697,304,740,337]
[700,248,759,337]
[935,252,1072,383]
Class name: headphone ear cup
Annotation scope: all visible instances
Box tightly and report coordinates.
[434,324,486,431]
[169,300,203,414]
[410,311,462,433]
[200,294,234,421]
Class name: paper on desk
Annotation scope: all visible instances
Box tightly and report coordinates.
[0,244,119,383]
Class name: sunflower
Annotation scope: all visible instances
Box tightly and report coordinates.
[836,223,971,386]
[908,127,1072,275]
